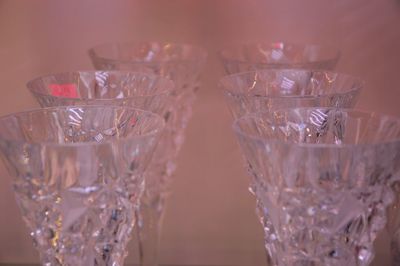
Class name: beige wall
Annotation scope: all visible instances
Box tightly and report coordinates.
[0,0,399,265]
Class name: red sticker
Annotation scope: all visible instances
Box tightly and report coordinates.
[130,117,137,126]
[49,84,78,98]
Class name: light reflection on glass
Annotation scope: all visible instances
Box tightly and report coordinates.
[67,108,83,127]
[94,71,109,97]
[280,76,295,94]
[309,109,328,128]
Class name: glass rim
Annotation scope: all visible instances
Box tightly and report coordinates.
[88,41,208,65]
[0,105,165,147]
[26,70,174,100]
[219,69,364,99]
[218,41,341,65]
[232,108,400,149]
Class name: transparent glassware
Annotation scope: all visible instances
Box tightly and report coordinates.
[89,42,207,266]
[219,69,363,119]
[0,105,165,266]
[387,186,400,265]
[233,108,400,266]
[220,69,363,265]
[27,71,173,116]
[219,42,340,74]
[27,70,175,265]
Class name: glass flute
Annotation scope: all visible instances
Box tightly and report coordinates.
[232,107,400,266]
[0,106,165,266]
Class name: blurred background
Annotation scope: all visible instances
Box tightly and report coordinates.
[0,0,399,265]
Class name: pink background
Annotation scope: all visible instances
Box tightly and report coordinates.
[0,0,399,265]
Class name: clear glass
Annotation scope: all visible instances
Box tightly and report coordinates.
[219,42,340,74]
[27,71,173,116]
[27,70,176,265]
[232,108,400,266]
[0,106,165,266]
[219,69,363,119]
[220,69,363,265]
[387,185,400,265]
[91,43,206,266]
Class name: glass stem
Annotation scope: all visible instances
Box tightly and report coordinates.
[136,193,166,266]
[391,231,400,266]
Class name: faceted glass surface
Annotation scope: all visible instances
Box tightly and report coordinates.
[221,69,363,265]
[220,69,363,119]
[27,70,177,265]
[219,42,340,74]
[387,186,400,265]
[89,43,207,265]
[233,108,400,266]
[27,71,173,116]
[89,42,206,191]
[0,106,165,266]
[386,182,400,265]
[27,70,174,196]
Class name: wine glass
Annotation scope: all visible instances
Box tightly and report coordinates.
[219,69,363,265]
[219,69,363,119]
[219,41,340,74]
[233,107,400,266]
[88,41,207,266]
[0,105,165,266]
[27,71,173,117]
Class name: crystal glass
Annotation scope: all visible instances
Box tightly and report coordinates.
[27,70,175,265]
[219,69,363,119]
[0,106,165,266]
[220,69,363,265]
[71,43,205,265]
[233,108,400,266]
[386,179,400,265]
[219,42,340,74]
[27,71,173,116]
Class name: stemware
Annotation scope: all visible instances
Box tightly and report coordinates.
[219,69,363,119]
[0,105,165,266]
[386,174,400,265]
[88,41,207,265]
[233,108,400,266]
[219,41,340,74]
[219,69,363,265]
[27,70,174,265]
[27,71,173,116]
